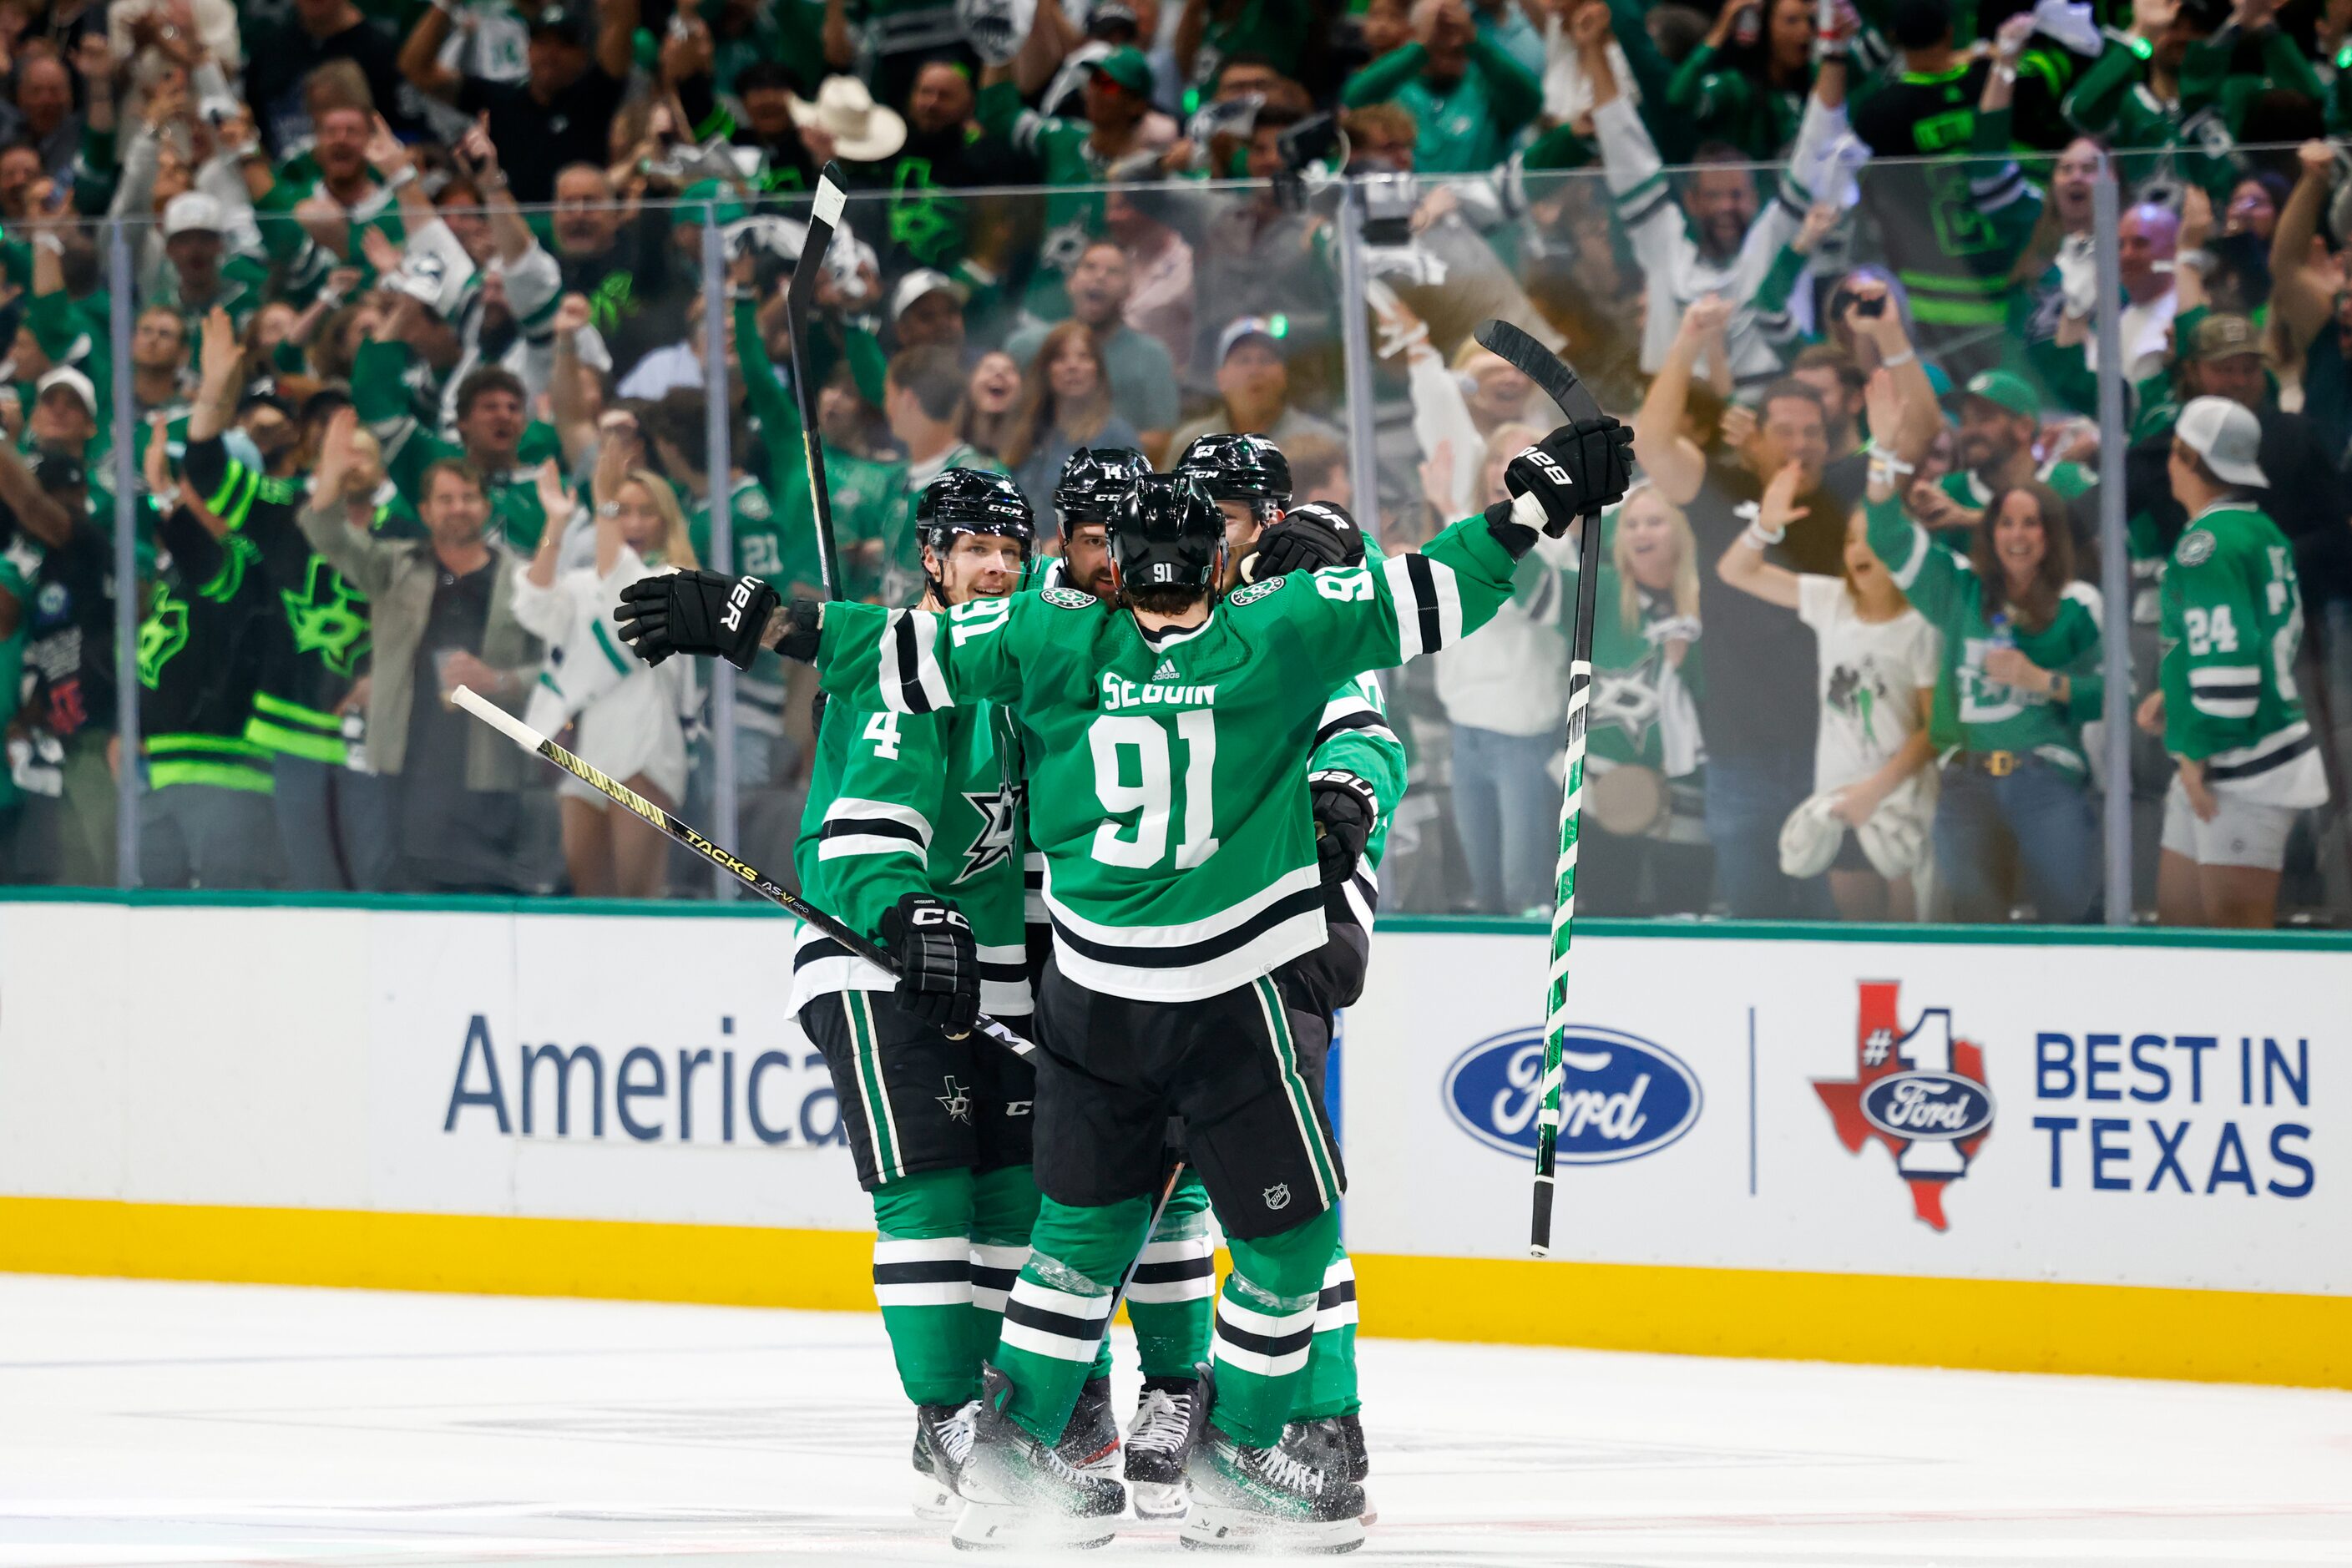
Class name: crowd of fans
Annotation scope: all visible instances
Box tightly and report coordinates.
[0,0,2348,927]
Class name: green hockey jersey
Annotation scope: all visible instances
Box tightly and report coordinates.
[1008,570,1409,939]
[787,689,1030,1020]
[813,513,1520,1000]
[2158,503,2328,807]
[1866,493,2105,771]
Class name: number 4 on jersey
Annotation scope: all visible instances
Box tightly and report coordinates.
[1089,711,1219,870]
[863,711,904,760]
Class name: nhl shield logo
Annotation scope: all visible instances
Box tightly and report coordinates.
[1262,1182,1292,1211]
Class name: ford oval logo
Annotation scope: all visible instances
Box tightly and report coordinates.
[1859,1071,1995,1142]
[1442,1026,1702,1165]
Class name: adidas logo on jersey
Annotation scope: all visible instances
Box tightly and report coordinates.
[1154,659,1178,679]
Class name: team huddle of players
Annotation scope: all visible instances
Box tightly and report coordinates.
[613,410,1633,1553]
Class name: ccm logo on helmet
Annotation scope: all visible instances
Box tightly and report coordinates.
[720,575,761,633]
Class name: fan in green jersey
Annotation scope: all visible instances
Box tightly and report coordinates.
[2140,398,2328,928]
[613,411,1636,1551]
[1864,451,2107,924]
[782,467,1060,1526]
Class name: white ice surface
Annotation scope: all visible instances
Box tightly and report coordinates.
[0,1275,2347,1565]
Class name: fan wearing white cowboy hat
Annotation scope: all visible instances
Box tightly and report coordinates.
[787,75,908,165]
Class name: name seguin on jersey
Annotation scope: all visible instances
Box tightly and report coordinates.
[1100,671,1220,711]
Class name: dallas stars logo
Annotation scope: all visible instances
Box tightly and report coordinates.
[139,590,189,688]
[284,559,371,677]
[937,1076,973,1124]
[1590,650,1669,750]
[959,787,1019,880]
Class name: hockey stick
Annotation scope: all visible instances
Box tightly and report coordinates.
[785,160,849,601]
[453,685,1037,1061]
[1089,1152,1191,1369]
[1471,318,1606,1258]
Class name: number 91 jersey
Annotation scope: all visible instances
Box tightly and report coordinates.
[812,515,1524,1003]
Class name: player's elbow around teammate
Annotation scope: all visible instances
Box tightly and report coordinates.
[610,415,1636,668]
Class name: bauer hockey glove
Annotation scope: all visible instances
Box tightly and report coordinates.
[1242,501,1366,582]
[879,892,981,1036]
[614,569,792,669]
[1309,771,1380,887]
[1502,420,1636,538]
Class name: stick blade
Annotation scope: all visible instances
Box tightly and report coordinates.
[1474,317,1603,424]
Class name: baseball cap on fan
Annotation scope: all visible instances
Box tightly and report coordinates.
[2175,395,2270,489]
[527,3,587,41]
[2188,312,2261,362]
[1087,45,1153,98]
[1216,314,1287,364]
[35,365,96,416]
[163,191,226,238]
[891,268,967,323]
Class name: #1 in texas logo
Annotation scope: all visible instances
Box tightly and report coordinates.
[1813,981,1995,1231]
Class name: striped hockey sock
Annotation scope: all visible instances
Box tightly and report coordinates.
[870,1168,979,1407]
[1125,1168,1216,1379]
[989,1194,1152,1442]
[1211,1208,1338,1448]
[1294,1248,1360,1420]
[967,1164,1040,1376]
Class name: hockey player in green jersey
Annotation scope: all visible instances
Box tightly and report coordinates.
[781,467,1049,1521]
[2138,397,2327,928]
[620,412,1632,1549]
[1130,432,1404,1519]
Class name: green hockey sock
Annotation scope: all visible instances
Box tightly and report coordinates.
[1211,1208,1338,1448]
[1126,1166,1216,1379]
[869,1167,978,1408]
[1293,1245,1360,1420]
[968,1164,1041,1373]
[991,1193,1152,1443]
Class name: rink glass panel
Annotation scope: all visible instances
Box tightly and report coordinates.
[5,168,2340,925]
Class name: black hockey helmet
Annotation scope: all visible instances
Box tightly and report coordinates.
[917,466,1037,553]
[1053,446,1149,529]
[916,466,1034,599]
[1109,473,1227,596]
[1176,432,1292,522]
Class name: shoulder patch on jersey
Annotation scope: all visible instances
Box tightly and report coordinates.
[736,487,773,519]
[2175,528,2216,567]
[1226,578,1284,606]
[1040,585,1098,609]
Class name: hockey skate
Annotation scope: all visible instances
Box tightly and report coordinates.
[1057,1374,1121,1475]
[950,1366,1125,1551]
[1181,1368,1366,1554]
[912,1399,977,1520]
[1124,1375,1202,1520]
[1280,1416,1374,1525]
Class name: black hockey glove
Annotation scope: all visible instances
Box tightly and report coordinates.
[1495,418,1636,541]
[1308,770,1379,887]
[613,569,797,670]
[878,891,980,1036]
[1243,502,1366,582]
